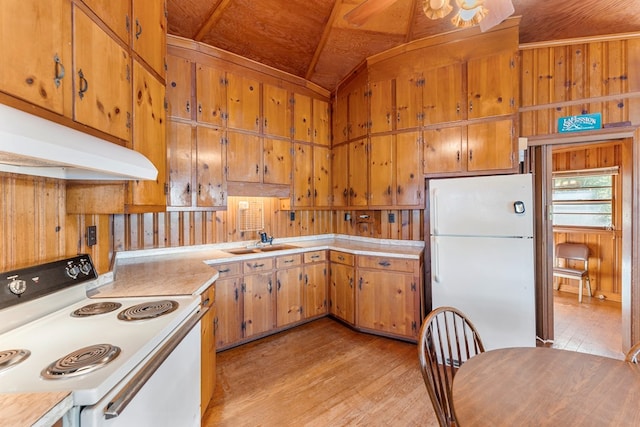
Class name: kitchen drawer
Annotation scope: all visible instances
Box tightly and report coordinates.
[215,262,241,277]
[243,257,274,273]
[330,251,354,266]
[304,250,326,263]
[276,253,302,268]
[358,255,415,273]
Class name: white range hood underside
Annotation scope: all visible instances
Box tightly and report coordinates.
[0,104,158,181]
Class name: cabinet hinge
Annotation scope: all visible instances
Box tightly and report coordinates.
[126,64,130,82]
[510,98,516,109]
[241,321,246,331]
[412,321,417,331]
[219,77,226,85]
[510,58,516,69]
[126,112,131,129]
[290,97,296,105]
[164,97,168,111]
[164,183,169,195]
[411,283,416,292]
[126,15,130,34]
[291,126,295,136]
[418,78,425,87]
[364,90,372,98]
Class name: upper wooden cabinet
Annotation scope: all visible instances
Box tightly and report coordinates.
[293,93,312,142]
[0,0,72,115]
[467,51,517,119]
[131,0,166,77]
[166,54,192,120]
[312,99,331,146]
[226,131,291,186]
[334,71,368,144]
[73,6,131,141]
[369,79,393,134]
[167,122,226,210]
[130,60,166,208]
[395,73,423,131]
[196,63,226,126]
[226,72,260,133]
[81,0,130,43]
[263,83,291,138]
[423,63,465,124]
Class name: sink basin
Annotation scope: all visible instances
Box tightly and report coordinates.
[223,244,298,255]
[256,244,298,252]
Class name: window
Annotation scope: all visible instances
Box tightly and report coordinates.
[552,167,617,228]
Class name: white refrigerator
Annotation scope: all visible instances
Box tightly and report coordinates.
[429,174,536,350]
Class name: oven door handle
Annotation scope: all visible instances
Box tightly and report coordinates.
[103,306,208,419]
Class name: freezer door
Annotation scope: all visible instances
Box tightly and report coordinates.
[430,235,536,350]
[429,174,533,238]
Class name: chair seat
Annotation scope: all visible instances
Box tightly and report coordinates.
[553,267,588,277]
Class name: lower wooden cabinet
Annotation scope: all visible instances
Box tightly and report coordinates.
[329,251,355,325]
[200,284,216,416]
[276,254,304,327]
[242,259,276,338]
[304,250,328,318]
[214,262,243,349]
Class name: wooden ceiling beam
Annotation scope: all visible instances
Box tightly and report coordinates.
[194,0,232,42]
[305,0,343,81]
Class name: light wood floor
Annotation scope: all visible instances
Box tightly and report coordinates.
[550,290,623,359]
[204,295,622,426]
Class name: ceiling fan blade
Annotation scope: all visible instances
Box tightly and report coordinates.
[479,0,515,32]
[344,0,400,26]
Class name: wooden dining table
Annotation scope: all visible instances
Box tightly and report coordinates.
[452,347,640,426]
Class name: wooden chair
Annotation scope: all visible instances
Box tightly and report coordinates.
[625,342,640,363]
[553,243,592,303]
[418,306,485,427]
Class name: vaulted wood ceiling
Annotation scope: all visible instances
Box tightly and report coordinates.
[166,0,640,91]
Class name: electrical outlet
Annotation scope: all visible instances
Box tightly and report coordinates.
[87,226,97,246]
[344,213,351,221]
[388,213,395,223]
[289,211,296,221]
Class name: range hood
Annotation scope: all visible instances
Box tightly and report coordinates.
[0,103,158,180]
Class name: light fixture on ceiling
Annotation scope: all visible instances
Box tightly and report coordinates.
[423,0,489,28]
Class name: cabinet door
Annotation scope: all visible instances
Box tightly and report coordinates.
[81,0,130,43]
[215,276,242,349]
[166,55,193,120]
[423,126,465,174]
[396,73,423,130]
[305,263,327,318]
[243,272,275,338]
[330,262,355,324]
[369,135,394,207]
[167,121,193,207]
[0,0,71,115]
[263,138,292,185]
[276,266,304,327]
[196,63,226,126]
[227,73,260,132]
[293,93,312,142]
[467,51,516,119]
[423,63,464,124]
[227,131,261,183]
[357,269,418,338]
[312,99,330,146]
[263,83,290,138]
[293,142,313,207]
[369,79,393,134]
[333,91,349,144]
[349,138,369,207]
[200,285,216,416]
[349,83,369,140]
[196,126,226,207]
[131,60,166,207]
[313,146,332,207]
[331,143,349,208]
[396,131,423,207]
[467,119,515,171]
[74,7,131,140]
[132,0,166,77]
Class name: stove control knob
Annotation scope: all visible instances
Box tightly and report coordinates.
[66,263,80,279]
[79,260,93,275]
[7,275,27,295]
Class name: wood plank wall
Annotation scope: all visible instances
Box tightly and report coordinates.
[520,35,640,303]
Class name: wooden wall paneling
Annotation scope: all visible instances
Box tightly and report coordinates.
[628,39,640,121]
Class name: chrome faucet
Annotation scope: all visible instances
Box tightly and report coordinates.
[259,231,273,245]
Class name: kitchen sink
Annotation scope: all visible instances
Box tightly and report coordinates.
[224,244,299,255]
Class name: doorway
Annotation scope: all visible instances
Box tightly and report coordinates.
[529,127,640,354]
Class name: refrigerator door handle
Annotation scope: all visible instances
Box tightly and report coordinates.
[431,188,439,234]
[433,239,440,283]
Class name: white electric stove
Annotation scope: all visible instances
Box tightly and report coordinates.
[0,255,203,426]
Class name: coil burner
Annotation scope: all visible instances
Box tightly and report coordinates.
[117,300,179,321]
[41,344,121,379]
[0,349,30,374]
[71,302,123,317]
